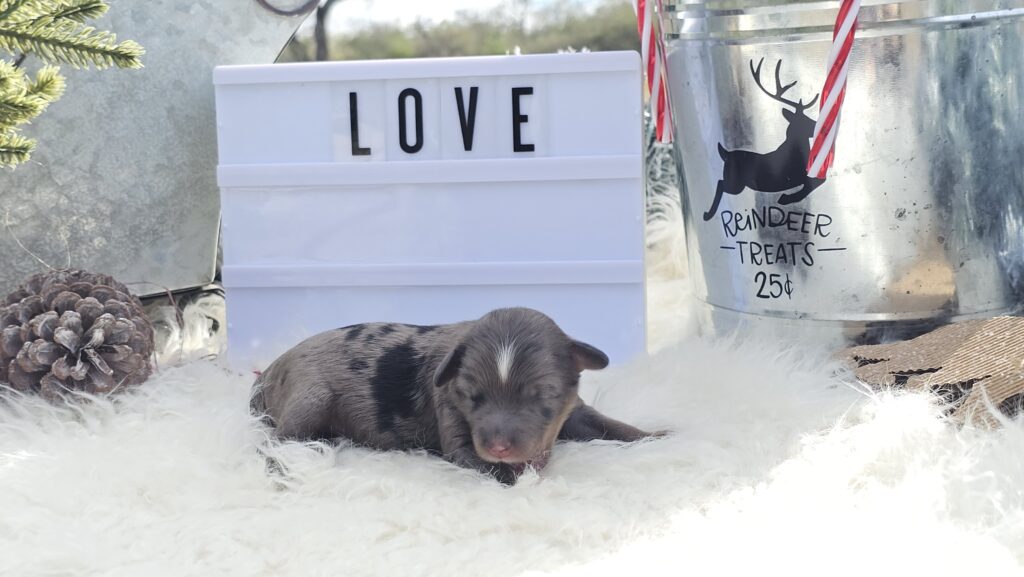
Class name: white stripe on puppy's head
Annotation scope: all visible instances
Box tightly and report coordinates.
[495,338,517,384]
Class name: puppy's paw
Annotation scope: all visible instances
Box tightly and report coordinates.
[488,463,520,486]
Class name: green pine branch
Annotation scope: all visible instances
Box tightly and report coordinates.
[0,1,33,21]
[25,64,63,102]
[0,62,60,120]
[1,0,106,24]
[0,58,24,93]
[29,0,108,24]
[1,19,143,69]
[0,130,33,165]
[0,63,61,165]
[0,92,40,127]
[0,0,141,167]
[0,66,37,129]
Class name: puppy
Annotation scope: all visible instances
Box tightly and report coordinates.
[251,307,657,484]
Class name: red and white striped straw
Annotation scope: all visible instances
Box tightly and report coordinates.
[807,0,861,179]
[636,0,673,143]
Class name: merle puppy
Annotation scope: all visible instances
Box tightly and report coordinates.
[251,307,657,484]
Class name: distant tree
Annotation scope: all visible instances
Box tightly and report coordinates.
[402,14,519,58]
[277,0,638,62]
[527,1,638,53]
[314,0,344,60]
[274,0,345,62]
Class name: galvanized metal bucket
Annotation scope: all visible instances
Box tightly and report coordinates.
[662,0,1024,342]
[0,0,307,298]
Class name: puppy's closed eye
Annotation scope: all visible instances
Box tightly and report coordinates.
[454,388,485,410]
[534,388,565,400]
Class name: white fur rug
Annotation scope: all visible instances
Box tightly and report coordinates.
[4,200,1024,577]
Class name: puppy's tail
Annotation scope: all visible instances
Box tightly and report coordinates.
[249,372,275,427]
[250,384,267,417]
[248,372,291,487]
[258,444,291,488]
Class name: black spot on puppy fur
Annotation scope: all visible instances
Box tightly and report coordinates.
[415,325,438,335]
[344,325,365,341]
[348,358,369,372]
[371,341,423,431]
[380,325,396,335]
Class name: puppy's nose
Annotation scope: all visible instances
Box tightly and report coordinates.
[487,441,513,460]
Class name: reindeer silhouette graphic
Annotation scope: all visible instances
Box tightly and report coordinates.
[704,58,825,222]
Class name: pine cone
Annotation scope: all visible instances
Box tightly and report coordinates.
[0,270,155,399]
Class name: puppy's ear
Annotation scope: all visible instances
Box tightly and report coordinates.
[570,340,609,372]
[434,343,467,387]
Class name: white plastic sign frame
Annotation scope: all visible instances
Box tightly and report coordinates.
[214,51,647,368]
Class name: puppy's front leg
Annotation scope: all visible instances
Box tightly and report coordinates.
[444,445,518,485]
[558,400,658,443]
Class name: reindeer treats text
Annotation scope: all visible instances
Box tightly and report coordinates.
[250,307,659,485]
